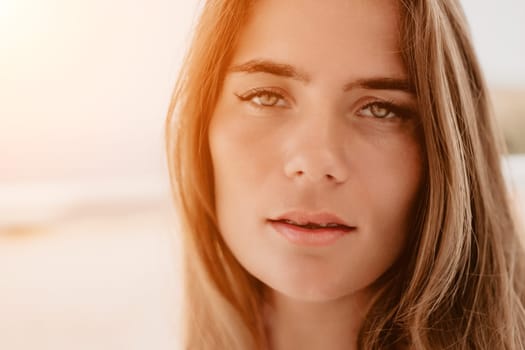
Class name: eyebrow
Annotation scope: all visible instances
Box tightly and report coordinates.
[228,59,310,82]
[343,77,414,94]
[228,59,415,94]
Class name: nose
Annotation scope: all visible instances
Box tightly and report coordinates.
[283,119,350,185]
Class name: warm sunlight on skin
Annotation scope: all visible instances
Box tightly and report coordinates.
[208,0,423,349]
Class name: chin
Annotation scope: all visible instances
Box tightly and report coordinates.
[266,275,358,303]
[285,289,348,303]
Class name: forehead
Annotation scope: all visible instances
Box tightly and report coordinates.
[232,0,405,81]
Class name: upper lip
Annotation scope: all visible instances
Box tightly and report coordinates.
[268,210,354,227]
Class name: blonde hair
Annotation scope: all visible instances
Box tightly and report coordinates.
[165,0,525,348]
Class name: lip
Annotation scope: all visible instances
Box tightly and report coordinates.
[269,210,353,227]
[268,220,355,246]
[267,210,356,247]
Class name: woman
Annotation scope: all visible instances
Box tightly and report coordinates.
[165,0,525,349]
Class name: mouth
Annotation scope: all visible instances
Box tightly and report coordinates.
[268,210,355,230]
[267,210,356,246]
[267,218,355,231]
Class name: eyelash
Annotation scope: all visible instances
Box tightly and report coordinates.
[234,88,414,120]
[357,100,414,120]
[234,87,290,109]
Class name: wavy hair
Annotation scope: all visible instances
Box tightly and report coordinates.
[165,0,525,348]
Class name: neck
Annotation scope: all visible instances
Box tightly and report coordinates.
[263,288,373,350]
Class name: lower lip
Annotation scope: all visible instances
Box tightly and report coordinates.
[268,220,355,246]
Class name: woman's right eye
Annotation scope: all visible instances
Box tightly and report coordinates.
[235,88,290,109]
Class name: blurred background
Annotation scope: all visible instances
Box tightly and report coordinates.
[0,0,524,349]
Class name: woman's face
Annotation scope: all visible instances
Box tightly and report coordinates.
[209,0,423,302]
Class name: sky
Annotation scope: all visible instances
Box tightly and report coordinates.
[0,0,524,186]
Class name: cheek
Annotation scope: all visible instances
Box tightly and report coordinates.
[363,137,423,224]
[354,135,423,257]
[209,115,275,200]
[208,110,274,241]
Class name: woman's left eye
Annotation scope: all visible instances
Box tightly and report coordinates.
[235,88,290,108]
[358,102,398,119]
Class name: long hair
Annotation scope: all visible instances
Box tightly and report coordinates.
[165,0,525,348]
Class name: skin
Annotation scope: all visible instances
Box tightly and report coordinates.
[208,0,423,349]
